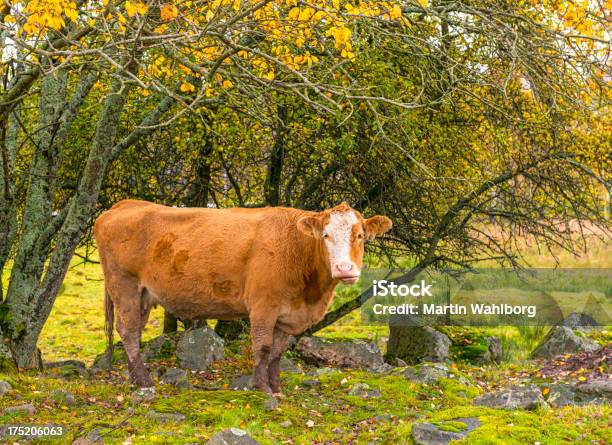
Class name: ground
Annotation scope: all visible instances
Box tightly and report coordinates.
[0,237,610,444]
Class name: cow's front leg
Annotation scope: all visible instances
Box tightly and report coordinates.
[268,328,291,396]
[249,313,276,394]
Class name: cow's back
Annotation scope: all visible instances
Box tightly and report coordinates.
[95,200,311,319]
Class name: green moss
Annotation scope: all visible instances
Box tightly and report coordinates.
[433,420,468,432]
[438,326,491,364]
[0,253,609,444]
[590,328,612,346]
[424,405,612,445]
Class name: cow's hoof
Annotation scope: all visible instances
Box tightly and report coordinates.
[254,384,273,394]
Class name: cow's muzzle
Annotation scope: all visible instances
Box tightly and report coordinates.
[333,262,360,284]
[338,275,360,284]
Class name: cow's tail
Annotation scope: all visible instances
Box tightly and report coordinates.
[104,288,114,370]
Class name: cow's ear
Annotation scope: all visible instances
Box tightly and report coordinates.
[297,215,324,239]
[364,215,392,240]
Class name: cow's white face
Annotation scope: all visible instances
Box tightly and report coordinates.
[322,211,362,284]
[297,203,392,285]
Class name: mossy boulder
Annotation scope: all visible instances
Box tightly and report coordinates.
[386,324,450,365]
[542,380,611,407]
[473,385,547,410]
[412,417,480,445]
[176,327,225,371]
[530,326,601,359]
[438,327,502,364]
[92,327,225,372]
[559,312,601,332]
[206,428,260,445]
[296,336,386,370]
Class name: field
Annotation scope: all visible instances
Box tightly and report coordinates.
[0,236,610,444]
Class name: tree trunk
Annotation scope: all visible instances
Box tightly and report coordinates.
[214,319,248,341]
[163,117,214,333]
[0,108,18,302]
[264,104,286,206]
[212,105,289,341]
[163,312,178,334]
[0,72,132,369]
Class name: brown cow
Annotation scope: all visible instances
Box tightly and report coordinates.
[94,200,391,394]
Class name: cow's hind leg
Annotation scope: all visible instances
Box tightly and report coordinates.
[249,312,277,394]
[111,277,154,388]
[268,328,291,396]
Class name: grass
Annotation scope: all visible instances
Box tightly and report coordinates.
[38,260,166,365]
[0,235,609,443]
[2,364,609,444]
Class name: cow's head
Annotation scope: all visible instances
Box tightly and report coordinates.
[297,203,392,284]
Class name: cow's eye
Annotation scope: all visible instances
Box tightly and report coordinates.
[357,233,364,240]
[323,233,329,239]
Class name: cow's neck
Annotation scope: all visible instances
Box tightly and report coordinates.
[302,234,338,303]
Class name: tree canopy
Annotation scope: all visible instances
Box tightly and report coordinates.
[0,0,610,367]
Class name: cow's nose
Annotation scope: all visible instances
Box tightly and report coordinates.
[336,262,355,274]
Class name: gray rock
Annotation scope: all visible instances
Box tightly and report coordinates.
[71,430,103,444]
[362,390,381,399]
[349,382,370,394]
[543,384,592,407]
[412,418,481,445]
[5,403,36,415]
[46,360,90,379]
[575,378,612,399]
[143,334,176,360]
[542,384,578,408]
[264,396,279,411]
[51,389,76,405]
[386,325,450,365]
[312,367,336,376]
[302,379,321,388]
[229,375,254,391]
[348,383,381,398]
[530,326,601,359]
[146,409,186,423]
[85,428,104,443]
[481,337,502,364]
[402,364,451,384]
[46,359,88,369]
[206,428,260,445]
[371,362,394,373]
[560,312,600,332]
[374,414,394,422]
[279,357,303,374]
[391,357,407,367]
[400,363,470,385]
[542,379,611,407]
[131,387,156,403]
[473,385,547,410]
[160,368,190,387]
[412,423,464,445]
[295,336,385,370]
[0,380,12,396]
[279,420,293,428]
[176,327,225,371]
